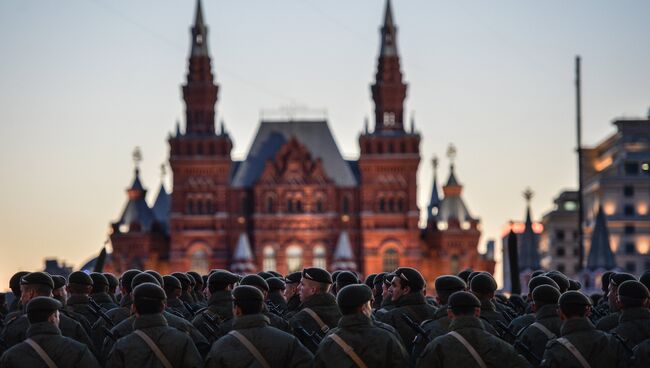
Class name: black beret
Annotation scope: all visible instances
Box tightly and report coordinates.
[208,271,240,286]
[528,275,559,292]
[133,283,166,301]
[171,272,192,288]
[532,285,561,304]
[68,271,93,286]
[618,280,650,300]
[601,271,615,292]
[336,271,359,290]
[302,268,332,284]
[392,267,425,291]
[26,296,61,314]
[610,273,636,287]
[530,270,546,278]
[233,285,264,302]
[285,272,302,284]
[240,274,269,292]
[21,272,54,290]
[201,275,208,286]
[568,280,582,291]
[435,275,467,292]
[331,271,342,281]
[266,277,286,291]
[373,273,387,286]
[90,273,109,287]
[268,271,283,278]
[337,284,373,308]
[470,273,497,294]
[162,275,182,290]
[51,275,67,290]
[559,291,592,308]
[448,291,481,309]
[545,271,570,292]
[640,271,650,291]
[132,272,160,289]
[104,273,119,289]
[144,270,164,288]
[364,274,377,288]
[120,269,142,290]
[257,271,274,280]
[9,271,29,293]
[383,273,395,286]
[187,271,203,286]
[457,269,473,283]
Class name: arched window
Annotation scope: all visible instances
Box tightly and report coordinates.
[379,198,386,213]
[315,196,324,213]
[286,245,303,273]
[287,197,294,213]
[342,196,350,214]
[197,200,204,214]
[187,200,194,214]
[388,198,395,212]
[265,195,275,214]
[190,248,209,275]
[450,255,460,275]
[295,199,303,213]
[397,197,405,213]
[382,247,399,272]
[263,246,276,272]
[313,245,327,269]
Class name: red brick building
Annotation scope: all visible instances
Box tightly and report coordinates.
[109,0,495,287]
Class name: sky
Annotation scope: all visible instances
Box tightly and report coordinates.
[0,0,649,290]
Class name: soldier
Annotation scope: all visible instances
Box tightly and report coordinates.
[6,271,29,313]
[51,274,68,305]
[192,270,239,342]
[1,272,93,350]
[610,280,650,349]
[516,285,562,366]
[105,283,203,368]
[66,271,98,325]
[597,272,636,332]
[314,284,408,367]
[0,297,99,367]
[267,277,288,316]
[90,273,118,310]
[162,275,192,320]
[103,273,119,304]
[371,273,385,310]
[171,272,197,309]
[376,267,437,353]
[469,273,509,334]
[416,291,530,368]
[205,285,313,368]
[539,291,628,368]
[364,273,377,289]
[334,271,359,294]
[238,274,291,333]
[187,271,207,306]
[284,272,302,318]
[508,276,560,336]
[289,268,341,353]
[631,338,650,368]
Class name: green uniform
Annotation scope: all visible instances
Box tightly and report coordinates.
[67,294,99,325]
[631,338,650,368]
[376,292,437,353]
[284,295,301,319]
[289,292,342,353]
[1,312,93,351]
[105,313,202,368]
[508,313,536,336]
[595,312,619,332]
[0,322,99,368]
[539,317,628,368]
[90,294,133,349]
[516,304,562,366]
[477,299,509,333]
[416,316,530,368]
[314,313,408,368]
[611,307,650,348]
[205,314,313,368]
[191,290,233,342]
[166,297,192,320]
[91,292,118,311]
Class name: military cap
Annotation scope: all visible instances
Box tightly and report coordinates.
[187,274,196,287]
[132,272,160,289]
[268,271,283,278]
[337,284,373,308]
[373,272,387,286]
[201,275,208,286]
[532,284,561,304]
[610,272,636,287]
[133,282,166,301]
[240,274,269,292]
[208,270,240,286]
[187,271,203,286]
[144,270,164,288]
[285,272,302,284]
[90,272,109,287]
[233,285,264,302]
[162,275,182,290]
[171,272,192,288]
[9,271,29,294]
[266,277,286,291]
[530,270,546,278]
[302,268,333,284]
[332,270,342,281]
[21,272,54,290]
[545,271,570,292]
[559,291,592,308]
[568,279,582,291]
[391,267,425,291]
[26,296,62,313]
[601,271,615,292]
[448,291,481,309]
[364,274,377,288]
[383,273,395,286]
[467,271,482,285]
[336,271,359,290]
[120,269,142,290]
[640,271,650,291]
[618,280,650,300]
[470,273,497,294]
[257,271,274,280]
[435,275,467,292]
[457,269,473,283]
[51,275,67,290]
[528,275,559,292]
[68,271,93,286]
[104,273,119,290]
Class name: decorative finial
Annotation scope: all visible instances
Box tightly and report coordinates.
[523,187,534,204]
[160,163,167,180]
[432,155,439,171]
[132,147,142,169]
[175,119,181,136]
[220,119,225,135]
[364,116,369,134]
[446,143,457,164]
[410,111,415,133]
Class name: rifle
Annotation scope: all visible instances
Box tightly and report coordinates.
[400,313,431,344]
[89,298,115,327]
[266,301,283,316]
[182,301,196,319]
[294,322,323,351]
[494,320,541,365]
[103,326,117,341]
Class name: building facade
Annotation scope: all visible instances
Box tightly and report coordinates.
[540,190,580,278]
[108,0,495,286]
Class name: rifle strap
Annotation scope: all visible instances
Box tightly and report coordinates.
[134,330,173,368]
[530,322,556,339]
[448,331,487,368]
[25,338,58,368]
[229,330,271,368]
[556,337,591,368]
[329,333,368,368]
[303,307,330,333]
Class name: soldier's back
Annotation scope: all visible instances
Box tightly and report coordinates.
[376,292,437,353]
[516,305,562,365]
[631,338,650,368]
[611,307,650,348]
[289,293,341,352]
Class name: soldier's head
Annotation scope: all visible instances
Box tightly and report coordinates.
[26,297,61,327]
[389,268,425,302]
[469,273,497,301]
[616,280,650,310]
[171,272,193,296]
[104,272,119,295]
[133,283,166,316]
[266,277,286,300]
[601,271,615,293]
[66,271,93,296]
[558,291,592,320]
[284,272,302,300]
[207,271,240,296]
[608,273,636,310]
[9,271,29,298]
[90,272,110,294]
[144,270,164,288]
[434,275,467,305]
[527,275,559,301]
[447,291,481,319]
[299,268,332,302]
[20,272,54,305]
[119,269,142,295]
[531,285,561,311]
[382,274,394,300]
[163,275,183,299]
[232,285,264,316]
[337,284,373,317]
[187,271,204,294]
[51,275,68,305]
[372,273,386,301]
[335,271,359,294]
[240,274,270,300]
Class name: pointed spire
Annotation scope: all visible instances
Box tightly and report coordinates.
[152,164,170,235]
[427,156,440,221]
[364,116,369,134]
[410,112,415,133]
[220,119,226,135]
[380,0,398,57]
[519,188,540,271]
[129,147,145,192]
[586,205,616,271]
[445,144,459,187]
[331,231,357,271]
[175,119,181,137]
[231,233,256,274]
[191,0,209,57]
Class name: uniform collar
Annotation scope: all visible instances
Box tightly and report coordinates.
[91,292,114,304]
[134,313,168,330]
[208,290,233,306]
[300,292,337,309]
[560,317,594,336]
[619,307,650,323]
[338,313,373,328]
[480,299,496,312]
[120,293,133,308]
[395,292,426,307]
[66,294,89,305]
[449,316,485,331]
[26,321,61,337]
[536,304,559,320]
[233,314,270,329]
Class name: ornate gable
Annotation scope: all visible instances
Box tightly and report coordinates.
[258,137,334,185]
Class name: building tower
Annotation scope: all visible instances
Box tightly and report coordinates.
[168,0,233,273]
